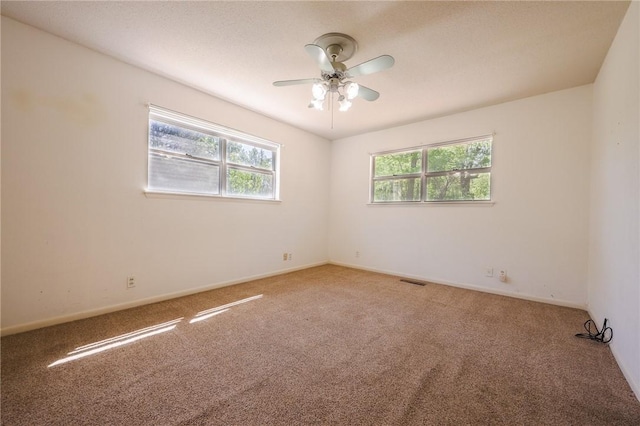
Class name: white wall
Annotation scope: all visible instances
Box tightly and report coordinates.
[329,85,592,308]
[1,17,331,334]
[589,1,639,398]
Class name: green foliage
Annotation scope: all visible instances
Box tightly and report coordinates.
[426,140,491,200]
[226,140,273,169]
[426,173,491,201]
[227,169,273,197]
[373,139,492,202]
[427,140,491,173]
[226,140,275,197]
[374,178,421,202]
[374,150,421,177]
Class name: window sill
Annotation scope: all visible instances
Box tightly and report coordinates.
[367,201,495,206]
[144,190,281,203]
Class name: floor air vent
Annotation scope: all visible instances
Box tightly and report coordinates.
[400,278,427,286]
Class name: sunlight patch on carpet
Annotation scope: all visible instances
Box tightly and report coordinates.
[47,295,263,367]
[192,294,263,319]
[48,318,183,367]
[189,308,229,324]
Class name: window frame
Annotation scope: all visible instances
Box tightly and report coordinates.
[370,135,493,204]
[147,105,280,201]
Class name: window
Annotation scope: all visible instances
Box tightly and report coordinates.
[371,136,492,203]
[147,105,280,200]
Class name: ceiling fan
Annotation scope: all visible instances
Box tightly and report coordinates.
[273,33,395,112]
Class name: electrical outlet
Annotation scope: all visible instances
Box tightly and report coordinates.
[127,276,136,289]
[499,270,508,282]
[356,251,360,258]
[288,253,292,261]
[283,253,288,261]
[485,267,494,277]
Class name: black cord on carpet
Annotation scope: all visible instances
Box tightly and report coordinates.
[575,318,613,343]
[400,279,427,286]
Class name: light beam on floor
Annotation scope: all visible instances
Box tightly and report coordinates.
[189,308,229,324]
[193,294,263,318]
[48,318,183,368]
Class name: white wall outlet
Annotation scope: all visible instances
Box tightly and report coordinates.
[356,251,360,258]
[127,276,136,289]
[283,253,288,261]
[485,267,494,277]
[499,270,508,282]
[288,253,292,261]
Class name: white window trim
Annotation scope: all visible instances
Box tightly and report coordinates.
[366,201,495,206]
[370,134,494,204]
[148,105,280,151]
[146,105,281,201]
[143,190,282,203]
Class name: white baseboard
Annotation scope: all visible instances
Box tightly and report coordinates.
[329,261,587,310]
[1,261,329,336]
[587,310,640,403]
[610,344,640,402]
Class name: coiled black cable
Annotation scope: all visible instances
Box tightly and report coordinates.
[575,318,612,343]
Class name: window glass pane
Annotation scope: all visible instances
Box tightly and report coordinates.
[426,172,490,201]
[227,140,274,170]
[226,168,274,198]
[149,152,220,195]
[149,119,220,161]
[373,178,421,202]
[427,139,491,173]
[374,150,422,177]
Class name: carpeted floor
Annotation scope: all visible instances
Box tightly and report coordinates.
[2,265,639,425]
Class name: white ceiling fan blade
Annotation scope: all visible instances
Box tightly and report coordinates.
[346,55,395,77]
[273,78,319,87]
[357,85,380,101]
[304,44,335,73]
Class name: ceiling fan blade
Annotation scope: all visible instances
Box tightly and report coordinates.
[304,44,335,73]
[346,55,395,77]
[357,85,380,101]
[273,78,319,87]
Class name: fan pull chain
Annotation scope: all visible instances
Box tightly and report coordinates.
[331,91,334,129]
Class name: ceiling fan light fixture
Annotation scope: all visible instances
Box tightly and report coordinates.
[310,99,325,111]
[344,81,359,100]
[338,95,352,112]
[312,82,327,100]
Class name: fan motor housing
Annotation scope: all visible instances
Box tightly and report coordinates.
[313,33,358,62]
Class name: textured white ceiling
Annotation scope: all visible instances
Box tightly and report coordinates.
[1,1,630,140]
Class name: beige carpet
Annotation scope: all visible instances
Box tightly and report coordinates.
[2,265,639,425]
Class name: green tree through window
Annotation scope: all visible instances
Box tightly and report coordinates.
[371,137,492,203]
